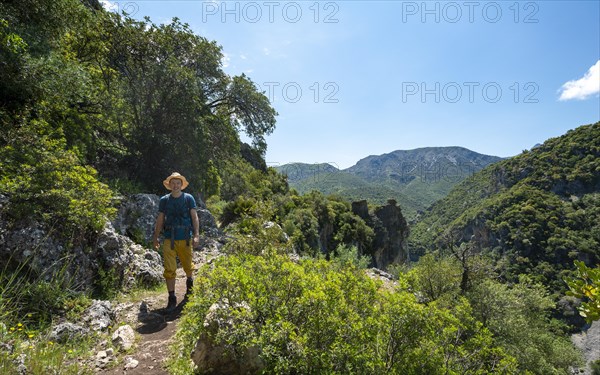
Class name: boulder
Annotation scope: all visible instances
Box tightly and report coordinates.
[191,300,264,374]
[112,324,136,351]
[112,194,160,246]
[49,322,90,343]
[83,300,114,332]
[95,222,163,289]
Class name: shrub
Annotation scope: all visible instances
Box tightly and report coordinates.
[171,254,518,374]
[0,120,115,244]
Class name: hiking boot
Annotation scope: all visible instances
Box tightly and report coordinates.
[166,295,177,310]
[186,277,194,297]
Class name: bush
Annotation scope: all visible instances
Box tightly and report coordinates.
[170,254,518,374]
[0,120,115,244]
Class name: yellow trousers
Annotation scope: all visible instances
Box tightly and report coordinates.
[162,239,195,279]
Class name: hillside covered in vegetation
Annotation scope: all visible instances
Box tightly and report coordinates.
[0,0,598,374]
[410,122,600,292]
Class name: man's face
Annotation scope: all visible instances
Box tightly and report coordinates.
[169,178,183,191]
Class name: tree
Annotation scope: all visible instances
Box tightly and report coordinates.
[407,253,462,302]
[100,16,277,192]
[566,261,600,322]
[468,276,582,373]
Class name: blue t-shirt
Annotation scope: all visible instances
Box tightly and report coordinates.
[158,193,197,240]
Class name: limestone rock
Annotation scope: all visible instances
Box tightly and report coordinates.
[572,321,600,375]
[49,322,90,343]
[124,357,139,369]
[96,222,163,289]
[112,325,136,351]
[351,199,409,270]
[112,194,160,246]
[95,349,114,369]
[83,300,114,332]
[191,300,264,374]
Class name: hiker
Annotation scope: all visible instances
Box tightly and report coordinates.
[152,172,200,310]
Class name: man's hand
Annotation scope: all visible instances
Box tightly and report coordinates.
[153,237,160,250]
[193,234,200,247]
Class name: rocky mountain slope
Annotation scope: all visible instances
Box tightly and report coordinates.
[276,147,502,219]
[410,122,600,289]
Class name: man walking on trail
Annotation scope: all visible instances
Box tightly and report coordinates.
[153,172,200,311]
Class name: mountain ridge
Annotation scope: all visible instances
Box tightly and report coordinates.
[275,146,503,218]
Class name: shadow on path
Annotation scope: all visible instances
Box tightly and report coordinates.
[136,298,188,335]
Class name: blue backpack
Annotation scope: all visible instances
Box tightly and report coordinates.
[163,193,194,248]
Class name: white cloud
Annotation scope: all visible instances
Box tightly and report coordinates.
[263,48,271,56]
[558,60,600,101]
[99,0,118,12]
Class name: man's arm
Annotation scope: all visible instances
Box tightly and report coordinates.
[191,208,200,246]
[153,212,165,249]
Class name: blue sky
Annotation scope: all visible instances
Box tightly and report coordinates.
[103,0,600,169]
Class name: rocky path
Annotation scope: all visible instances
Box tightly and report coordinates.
[98,249,220,375]
[99,269,187,375]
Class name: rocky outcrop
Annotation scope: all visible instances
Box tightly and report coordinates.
[191,300,264,374]
[112,194,160,246]
[96,222,163,289]
[352,199,409,270]
[0,192,222,295]
[0,194,163,293]
[572,321,600,375]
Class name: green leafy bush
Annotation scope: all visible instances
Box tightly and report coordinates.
[0,120,115,243]
[171,254,517,374]
[565,261,600,322]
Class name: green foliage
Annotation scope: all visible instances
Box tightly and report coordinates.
[283,207,319,255]
[92,263,121,300]
[0,121,115,243]
[400,255,583,374]
[222,218,290,256]
[0,256,84,330]
[94,15,276,192]
[468,276,582,374]
[411,122,600,292]
[406,253,462,302]
[330,244,370,270]
[205,195,227,221]
[565,261,600,322]
[216,162,375,261]
[203,160,222,198]
[172,254,517,374]
[0,326,94,374]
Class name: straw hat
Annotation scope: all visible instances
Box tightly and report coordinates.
[163,172,189,190]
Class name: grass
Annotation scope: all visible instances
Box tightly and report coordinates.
[0,257,99,374]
